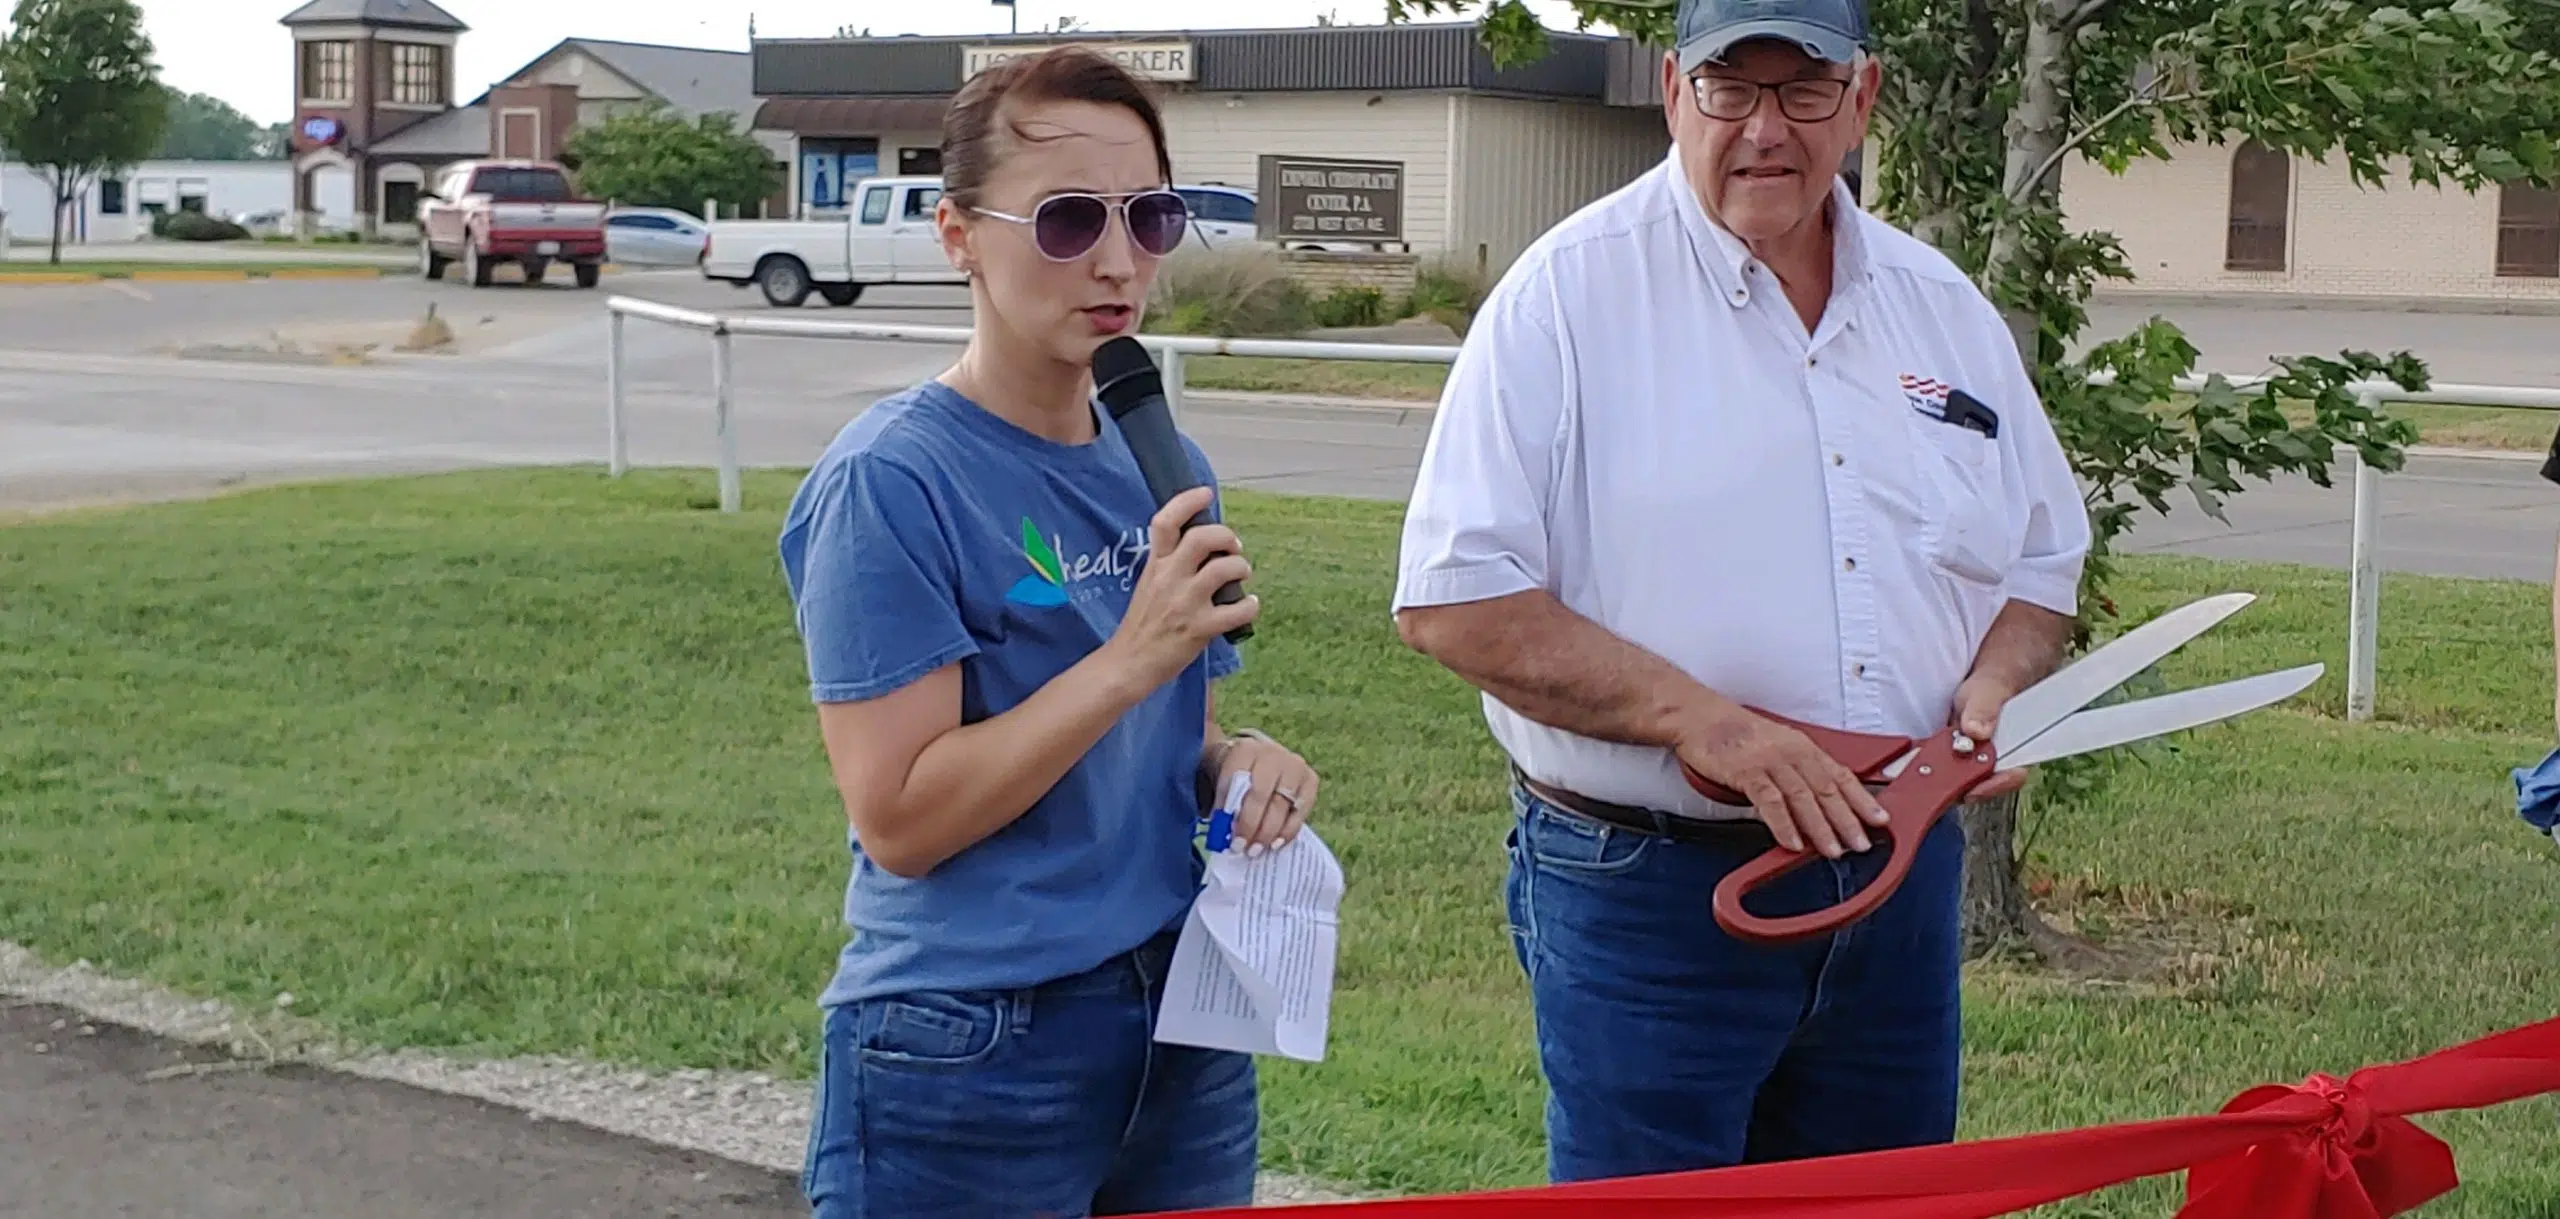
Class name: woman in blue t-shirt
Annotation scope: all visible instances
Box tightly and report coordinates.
[775,45,1325,1219]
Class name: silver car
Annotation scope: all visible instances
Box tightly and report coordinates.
[605,207,711,267]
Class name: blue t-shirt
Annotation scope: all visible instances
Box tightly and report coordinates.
[777,378,1242,1009]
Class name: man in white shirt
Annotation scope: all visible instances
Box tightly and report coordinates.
[1391,0,2092,1184]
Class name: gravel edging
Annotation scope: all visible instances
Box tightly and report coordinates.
[0,940,1367,1207]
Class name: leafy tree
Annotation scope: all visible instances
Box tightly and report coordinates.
[156,90,269,160]
[1391,0,2560,964]
[560,104,779,218]
[0,0,166,262]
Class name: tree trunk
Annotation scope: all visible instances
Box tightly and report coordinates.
[1956,794,2030,958]
[1982,0,2073,303]
[1954,4,2115,969]
[48,181,67,265]
[1959,792,2109,969]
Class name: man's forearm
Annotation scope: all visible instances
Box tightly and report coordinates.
[1395,590,1723,751]
[1968,599,2079,700]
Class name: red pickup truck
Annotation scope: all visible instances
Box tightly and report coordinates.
[418,159,609,288]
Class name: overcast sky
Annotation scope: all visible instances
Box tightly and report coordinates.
[137,0,1598,125]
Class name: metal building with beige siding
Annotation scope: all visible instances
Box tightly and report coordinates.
[743,21,1675,276]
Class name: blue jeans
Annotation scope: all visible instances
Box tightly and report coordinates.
[800,929,1259,1218]
[1504,780,1966,1183]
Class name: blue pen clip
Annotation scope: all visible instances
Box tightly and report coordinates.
[1203,772,1250,854]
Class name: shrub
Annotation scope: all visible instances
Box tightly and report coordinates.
[1401,258,1493,338]
[1312,285,1388,329]
[1144,247,1315,338]
[153,210,250,242]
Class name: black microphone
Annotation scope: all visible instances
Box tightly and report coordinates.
[1091,336,1252,644]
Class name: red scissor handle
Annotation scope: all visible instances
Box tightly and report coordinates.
[1680,718,1998,946]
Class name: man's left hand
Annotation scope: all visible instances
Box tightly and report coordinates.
[1950,673,2030,800]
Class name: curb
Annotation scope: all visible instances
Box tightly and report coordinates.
[0,267,400,285]
[0,265,635,285]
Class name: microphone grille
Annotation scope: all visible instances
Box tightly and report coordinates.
[1090,337,1161,413]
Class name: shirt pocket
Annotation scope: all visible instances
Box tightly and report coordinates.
[1870,404,2017,590]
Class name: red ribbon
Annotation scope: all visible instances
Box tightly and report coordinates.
[1151,1016,2560,1219]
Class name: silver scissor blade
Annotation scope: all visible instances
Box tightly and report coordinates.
[1995,662,2324,771]
[1991,592,2259,759]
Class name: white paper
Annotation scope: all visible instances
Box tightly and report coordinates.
[1155,820,1345,1064]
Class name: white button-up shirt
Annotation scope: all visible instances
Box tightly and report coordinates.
[1393,155,2091,819]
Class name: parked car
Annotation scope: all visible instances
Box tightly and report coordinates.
[699,176,963,307]
[419,160,609,289]
[1172,183,1377,254]
[1175,184,1261,250]
[605,206,710,268]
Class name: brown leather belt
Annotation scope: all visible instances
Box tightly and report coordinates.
[1511,766,1774,848]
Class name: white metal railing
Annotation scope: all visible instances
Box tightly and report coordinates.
[602,294,2560,725]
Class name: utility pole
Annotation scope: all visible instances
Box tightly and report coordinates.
[993,0,1018,34]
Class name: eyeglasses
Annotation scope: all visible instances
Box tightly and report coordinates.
[1689,74,1853,123]
[971,189,1191,262]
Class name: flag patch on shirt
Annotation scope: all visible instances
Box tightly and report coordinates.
[1898,373,1953,418]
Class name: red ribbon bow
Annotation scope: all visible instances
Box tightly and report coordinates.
[1138,1016,2560,1219]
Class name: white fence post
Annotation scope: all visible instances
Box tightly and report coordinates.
[606,309,628,477]
[713,324,740,514]
[2346,389,2383,722]
[1160,347,1187,422]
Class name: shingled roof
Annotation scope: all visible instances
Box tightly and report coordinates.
[278,0,468,33]
[553,39,756,121]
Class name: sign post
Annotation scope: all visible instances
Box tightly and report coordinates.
[1255,156,1406,247]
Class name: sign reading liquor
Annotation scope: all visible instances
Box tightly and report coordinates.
[961,41,1197,82]
[1256,156,1406,244]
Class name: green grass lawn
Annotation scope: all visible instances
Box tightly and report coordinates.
[1,470,2554,1213]
[1184,354,1450,401]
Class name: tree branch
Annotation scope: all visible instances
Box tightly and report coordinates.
[2011,76,2200,205]
[2058,0,2119,33]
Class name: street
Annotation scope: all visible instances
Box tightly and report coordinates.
[1,271,2556,581]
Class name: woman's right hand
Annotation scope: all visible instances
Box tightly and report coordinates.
[1106,487,1259,689]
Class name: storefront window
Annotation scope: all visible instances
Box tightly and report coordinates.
[801,139,881,212]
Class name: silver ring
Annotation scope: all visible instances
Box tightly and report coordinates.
[1275,787,1301,809]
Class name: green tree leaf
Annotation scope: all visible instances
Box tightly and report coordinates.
[154,90,265,160]
[558,103,781,215]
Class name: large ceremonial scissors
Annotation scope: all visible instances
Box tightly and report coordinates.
[1682,592,2322,945]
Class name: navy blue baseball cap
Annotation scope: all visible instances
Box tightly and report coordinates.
[1675,0,1868,72]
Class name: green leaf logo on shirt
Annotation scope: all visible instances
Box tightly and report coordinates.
[1009,518,1071,607]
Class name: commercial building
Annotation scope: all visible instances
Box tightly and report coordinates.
[0,160,319,245]
[747,22,1676,278]
[279,0,771,238]
[2061,139,2560,307]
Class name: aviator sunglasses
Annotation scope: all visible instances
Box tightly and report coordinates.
[972,189,1192,261]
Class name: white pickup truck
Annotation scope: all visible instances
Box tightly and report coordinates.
[699,176,964,307]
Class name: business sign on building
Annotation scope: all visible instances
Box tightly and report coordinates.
[1256,156,1406,244]
[961,41,1197,82]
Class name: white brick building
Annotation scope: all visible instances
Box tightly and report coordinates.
[2061,137,2560,306]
